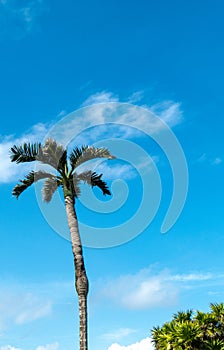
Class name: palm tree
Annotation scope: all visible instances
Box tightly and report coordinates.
[10,138,115,350]
[151,303,224,350]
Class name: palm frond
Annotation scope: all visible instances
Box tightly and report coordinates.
[77,171,111,196]
[42,177,62,202]
[69,146,88,170]
[12,170,55,198]
[37,138,67,171]
[70,146,115,170]
[10,142,41,163]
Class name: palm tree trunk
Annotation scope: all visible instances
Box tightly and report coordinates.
[65,195,89,350]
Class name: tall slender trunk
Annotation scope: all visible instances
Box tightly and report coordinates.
[65,195,89,350]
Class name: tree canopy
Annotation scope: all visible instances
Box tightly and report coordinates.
[151,303,224,350]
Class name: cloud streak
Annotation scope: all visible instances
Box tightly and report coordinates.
[0,286,52,331]
[93,267,221,310]
[0,91,182,184]
[101,328,137,341]
[81,91,119,106]
[197,153,222,166]
[0,279,75,334]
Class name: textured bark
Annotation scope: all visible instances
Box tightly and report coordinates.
[65,195,89,350]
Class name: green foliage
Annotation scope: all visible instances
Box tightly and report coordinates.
[151,303,224,350]
[12,171,55,198]
[10,138,115,201]
[10,142,41,163]
[77,171,111,195]
[70,145,116,170]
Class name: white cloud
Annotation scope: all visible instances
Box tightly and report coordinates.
[168,272,213,282]
[108,337,154,350]
[81,91,182,130]
[82,91,119,106]
[67,101,182,155]
[0,91,182,184]
[0,279,75,333]
[212,157,222,165]
[101,328,137,341]
[15,298,52,324]
[197,153,222,166]
[149,100,182,127]
[0,285,52,331]
[0,122,49,183]
[94,267,217,310]
[98,268,178,310]
[36,343,59,350]
[80,92,182,128]
[127,91,144,104]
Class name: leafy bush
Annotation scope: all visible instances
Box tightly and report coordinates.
[151,303,224,349]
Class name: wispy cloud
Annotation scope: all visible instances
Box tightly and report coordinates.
[197,153,222,166]
[70,95,183,149]
[0,91,181,184]
[108,337,154,350]
[127,91,144,104]
[0,286,52,331]
[93,267,221,310]
[0,278,74,333]
[168,272,213,282]
[81,92,182,130]
[212,157,222,165]
[148,100,182,127]
[81,91,119,106]
[101,328,137,341]
[36,343,59,350]
[0,0,47,39]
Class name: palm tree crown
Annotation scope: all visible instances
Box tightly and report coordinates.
[11,138,115,200]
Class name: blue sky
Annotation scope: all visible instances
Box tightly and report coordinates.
[0,0,224,349]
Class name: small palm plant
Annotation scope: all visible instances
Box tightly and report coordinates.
[10,138,115,350]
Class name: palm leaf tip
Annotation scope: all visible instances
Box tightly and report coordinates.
[10,142,41,163]
[12,171,35,198]
[12,170,58,199]
[91,172,111,196]
[12,184,24,198]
